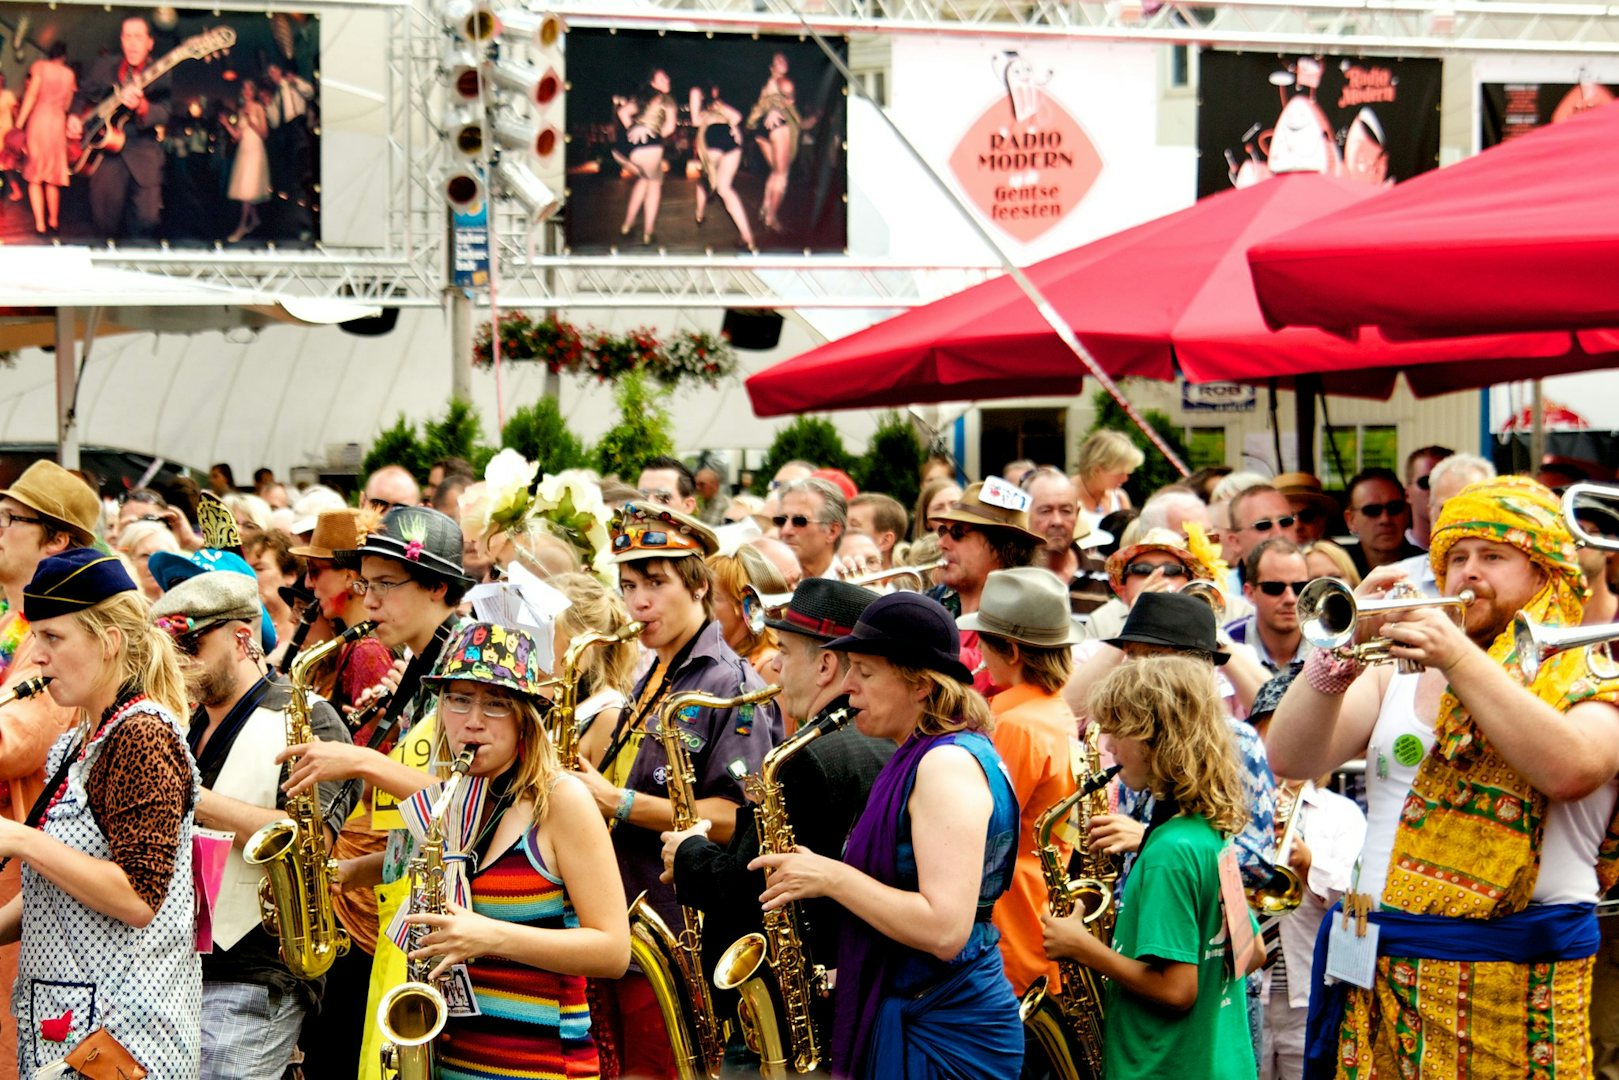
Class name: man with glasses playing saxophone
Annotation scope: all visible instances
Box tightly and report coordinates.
[150,570,359,1079]
[1269,475,1619,1078]
[658,578,893,1071]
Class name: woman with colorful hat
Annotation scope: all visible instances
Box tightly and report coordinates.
[284,620,629,1080]
[0,548,202,1077]
[751,590,1023,1078]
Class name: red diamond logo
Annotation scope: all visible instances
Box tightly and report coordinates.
[948,91,1102,245]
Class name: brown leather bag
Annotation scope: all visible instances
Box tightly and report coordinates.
[63,1028,146,1080]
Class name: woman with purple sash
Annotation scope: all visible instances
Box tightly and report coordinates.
[751,592,1022,1079]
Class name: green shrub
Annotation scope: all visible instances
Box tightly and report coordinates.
[362,414,428,480]
[422,397,493,473]
[853,411,924,507]
[753,416,853,494]
[595,371,675,481]
[502,395,591,475]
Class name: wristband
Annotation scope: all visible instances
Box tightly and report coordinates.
[611,788,635,829]
[1304,648,1364,696]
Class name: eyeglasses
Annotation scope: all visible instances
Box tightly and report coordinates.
[614,529,672,551]
[773,514,820,529]
[1255,580,1310,597]
[1240,515,1296,533]
[367,498,406,515]
[1293,508,1322,525]
[1123,562,1191,579]
[0,510,44,530]
[175,621,229,657]
[441,691,515,719]
[934,522,974,542]
[1353,500,1409,519]
[350,577,414,597]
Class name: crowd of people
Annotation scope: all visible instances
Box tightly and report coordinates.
[0,434,1614,1080]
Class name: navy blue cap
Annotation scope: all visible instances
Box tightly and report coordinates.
[24,547,137,622]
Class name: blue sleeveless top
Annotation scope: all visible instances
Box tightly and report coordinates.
[890,730,1019,992]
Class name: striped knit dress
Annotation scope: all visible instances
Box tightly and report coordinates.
[439,825,601,1080]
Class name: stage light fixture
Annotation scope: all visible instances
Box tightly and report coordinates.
[444,166,487,213]
[445,46,485,102]
[493,9,564,48]
[495,158,560,220]
[446,108,487,157]
[445,0,499,42]
[488,60,560,108]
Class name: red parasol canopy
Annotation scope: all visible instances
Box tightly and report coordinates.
[746,175,1599,417]
[1248,102,1619,339]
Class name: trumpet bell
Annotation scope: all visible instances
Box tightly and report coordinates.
[741,585,797,636]
[1564,483,1619,552]
[1298,577,1358,652]
[1514,611,1619,682]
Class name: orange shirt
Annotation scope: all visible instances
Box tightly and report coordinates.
[989,682,1079,996]
[0,618,79,823]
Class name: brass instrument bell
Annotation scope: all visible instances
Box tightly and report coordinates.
[1298,577,1475,674]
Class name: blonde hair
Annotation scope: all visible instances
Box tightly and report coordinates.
[73,591,189,728]
[437,694,561,825]
[892,661,993,737]
[706,547,789,657]
[550,571,638,697]
[1301,539,1362,589]
[223,493,272,533]
[1075,430,1145,481]
[977,634,1072,696]
[116,520,179,558]
[1086,655,1248,836]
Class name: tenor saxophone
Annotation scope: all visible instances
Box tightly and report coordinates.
[378,744,479,1080]
[1018,727,1121,1080]
[630,684,781,1080]
[552,621,644,770]
[714,705,852,1078]
[244,619,377,979]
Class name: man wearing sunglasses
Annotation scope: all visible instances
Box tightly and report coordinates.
[1403,445,1453,551]
[1226,484,1305,584]
[1344,467,1422,577]
[637,455,699,516]
[1228,538,1311,674]
[776,477,847,580]
[151,571,359,1080]
[361,463,422,516]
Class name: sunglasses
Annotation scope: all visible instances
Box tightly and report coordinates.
[614,529,672,550]
[1354,500,1409,519]
[1123,562,1191,579]
[1241,515,1296,533]
[934,522,975,542]
[1416,475,1432,492]
[1293,508,1322,524]
[1255,580,1310,597]
[176,622,230,656]
[772,515,819,529]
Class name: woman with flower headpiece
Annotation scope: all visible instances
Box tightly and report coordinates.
[1270,475,1619,1078]
[285,620,628,1080]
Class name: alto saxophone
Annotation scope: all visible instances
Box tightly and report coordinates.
[378,744,479,1080]
[245,619,377,979]
[714,704,853,1078]
[552,621,644,770]
[1018,727,1121,1080]
[629,684,782,1080]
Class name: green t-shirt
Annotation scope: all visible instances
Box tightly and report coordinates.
[1103,814,1257,1080]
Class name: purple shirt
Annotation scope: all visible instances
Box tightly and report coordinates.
[610,619,778,923]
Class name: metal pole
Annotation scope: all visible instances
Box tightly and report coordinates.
[1530,378,1546,473]
[450,290,473,402]
[54,307,80,471]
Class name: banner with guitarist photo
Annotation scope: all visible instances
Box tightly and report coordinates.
[0,5,318,246]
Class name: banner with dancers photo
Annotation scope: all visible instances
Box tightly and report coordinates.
[1196,51,1442,198]
[0,3,318,247]
[564,28,848,254]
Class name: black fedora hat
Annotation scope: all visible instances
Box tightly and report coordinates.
[339,505,472,587]
[765,578,876,643]
[823,591,975,684]
[1104,591,1228,665]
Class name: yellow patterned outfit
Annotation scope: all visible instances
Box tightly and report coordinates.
[1333,476,1619,1079]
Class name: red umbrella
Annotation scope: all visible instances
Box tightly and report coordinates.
[745,174,1592,417]
[1248,102,1619,339]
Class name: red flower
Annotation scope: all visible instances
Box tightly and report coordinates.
[404,540,424,562]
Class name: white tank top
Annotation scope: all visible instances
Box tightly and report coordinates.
[1361,670,1617,906]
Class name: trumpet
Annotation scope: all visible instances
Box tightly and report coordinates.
[1563,482,1619,551]
[842,559,945,590]
[742,585,797,636]
[1177,579,1227,621]
[0,675,51,709]
[1513,612,1619,682]
[1246,781,1306,916]
[1298,578,1475,674]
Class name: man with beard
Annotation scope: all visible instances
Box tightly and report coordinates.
[288,509,395,719]
[151,571,358,1079]
[1269,476,1619,1078]
[1227,537,1311,673]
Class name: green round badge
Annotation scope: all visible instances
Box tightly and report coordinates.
[1392,733,1426,768]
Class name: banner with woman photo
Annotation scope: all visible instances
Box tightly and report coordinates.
[0,3,319,247]
[564,28,847,254]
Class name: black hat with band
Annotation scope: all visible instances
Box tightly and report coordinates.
[764,578,876,643]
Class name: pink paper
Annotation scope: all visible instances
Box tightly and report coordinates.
[192,831,231,953]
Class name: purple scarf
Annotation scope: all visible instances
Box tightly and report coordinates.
[831,731,955,1079]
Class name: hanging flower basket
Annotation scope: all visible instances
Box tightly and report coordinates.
[472,311,739,391]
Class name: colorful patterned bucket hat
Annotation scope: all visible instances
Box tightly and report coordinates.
[422,621,547,698]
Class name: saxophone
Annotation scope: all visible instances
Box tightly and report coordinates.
[714,704,852,1078]
[378,744,479,1080]
[244,619,377,979]
[629,684,782,1080]
[1018,726,1121,1080]
[0,675,51,709]
[552,621,644,770]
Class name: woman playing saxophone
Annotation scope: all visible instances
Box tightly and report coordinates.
[282,621,629,1079]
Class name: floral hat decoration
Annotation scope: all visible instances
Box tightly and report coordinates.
[473,449,616,583]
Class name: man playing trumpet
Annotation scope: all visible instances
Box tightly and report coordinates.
[1268,475,1619,1078]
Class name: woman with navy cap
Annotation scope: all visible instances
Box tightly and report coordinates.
[0,548,201,1077]
[751,590,1023,1079]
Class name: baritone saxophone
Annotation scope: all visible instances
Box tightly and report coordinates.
[244,619,377,979]
[714,704,854,1078]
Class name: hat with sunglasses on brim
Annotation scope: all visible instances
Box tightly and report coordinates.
[151,571,263,647]
[422,621,548,699]
[823,591,975,684]
[1104,528,1213,586]
[1104,591,1228,665]
[339,505,473,588]
[611,502,719,563]
[958,567,1084,648]
[929,478,1044,544]
[1272,472,1339,519]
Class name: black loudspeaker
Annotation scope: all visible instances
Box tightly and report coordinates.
[339,307,400,337]
[722,308,784,351]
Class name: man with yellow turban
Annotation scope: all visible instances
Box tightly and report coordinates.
[1269,475,1619,1078]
